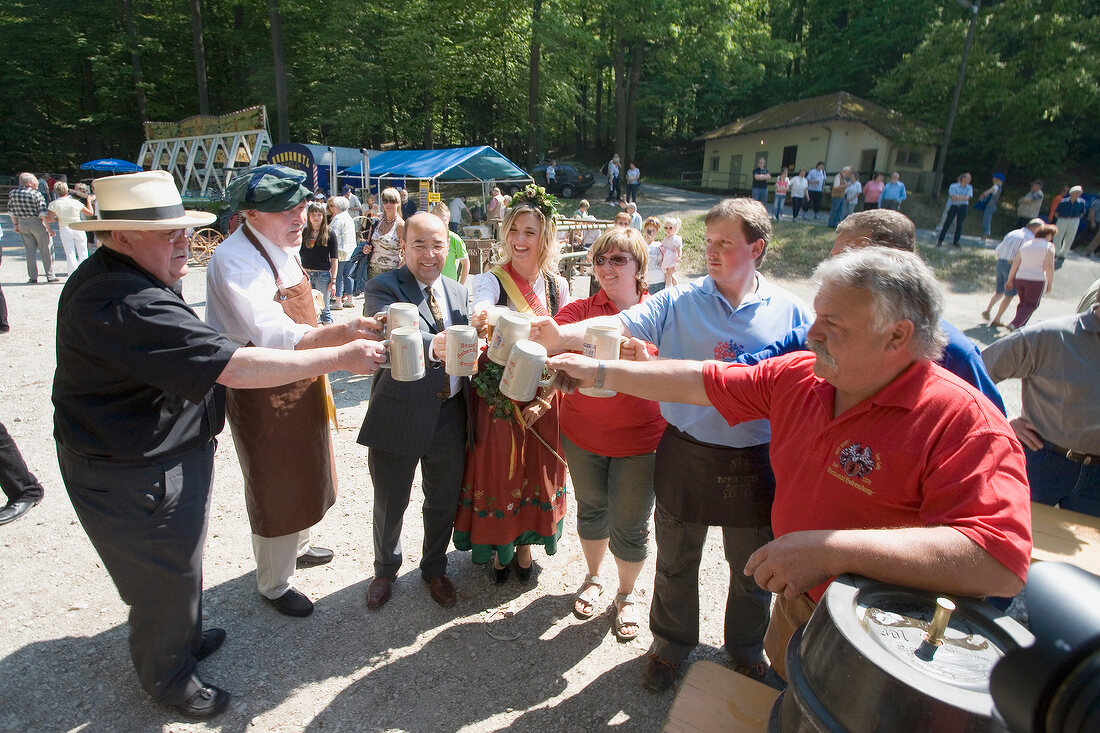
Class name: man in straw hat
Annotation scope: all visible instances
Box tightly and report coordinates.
[206,165,381,618]
[52,170,386,719]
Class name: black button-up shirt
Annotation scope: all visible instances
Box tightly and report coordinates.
[52,247,239,461]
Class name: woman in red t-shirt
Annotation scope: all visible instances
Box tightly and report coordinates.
[554,227,666,641]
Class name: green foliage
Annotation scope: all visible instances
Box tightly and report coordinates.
[874,0,1100,180]
[0,0,1095,187]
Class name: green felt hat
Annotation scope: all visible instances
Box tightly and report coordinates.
[227,165,311,212]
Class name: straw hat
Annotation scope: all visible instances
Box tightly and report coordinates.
[71,170,216,232]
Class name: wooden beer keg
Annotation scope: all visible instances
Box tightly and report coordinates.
[769,574,1033,733]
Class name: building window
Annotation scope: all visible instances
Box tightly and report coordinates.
[711,156,720,171]
[896,149,923,167]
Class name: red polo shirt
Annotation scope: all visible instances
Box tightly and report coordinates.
[702,353,1032,602]
[555,290,666,456]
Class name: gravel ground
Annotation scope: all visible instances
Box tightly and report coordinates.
[1,203,1096,733]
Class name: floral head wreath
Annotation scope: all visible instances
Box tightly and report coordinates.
[510,184,559,221]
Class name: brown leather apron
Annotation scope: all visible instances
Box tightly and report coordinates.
[226,225,337,537]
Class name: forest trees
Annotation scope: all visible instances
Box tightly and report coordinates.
[0,0,1095,185]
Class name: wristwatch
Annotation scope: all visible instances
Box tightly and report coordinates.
[594,360,607,389]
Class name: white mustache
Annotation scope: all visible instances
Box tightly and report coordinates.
[807,339,838,370]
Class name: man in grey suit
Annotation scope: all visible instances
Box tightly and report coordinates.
[358,213,470,610]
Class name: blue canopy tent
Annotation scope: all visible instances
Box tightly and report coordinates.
[80,158,143,174]
[339,146,531,208]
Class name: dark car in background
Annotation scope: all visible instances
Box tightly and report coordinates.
[530,162,595,199]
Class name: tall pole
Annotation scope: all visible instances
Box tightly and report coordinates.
[933,0,980,200]
[360,148,371,198]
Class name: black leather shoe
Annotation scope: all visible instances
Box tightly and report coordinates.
[296,546,335,567]
[492,564,510,584]
[264,588,314,617]
[195,628,226,661]
[173,683,230,719]
[515,560,535,583]
[0,498,40,526]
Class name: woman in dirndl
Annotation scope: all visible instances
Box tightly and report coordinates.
[455,185,570,584]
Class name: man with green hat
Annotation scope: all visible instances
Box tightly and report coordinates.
[207,165,381,618]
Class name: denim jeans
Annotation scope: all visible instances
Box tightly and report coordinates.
[335,260,352,301]
[561,435,656,563]
[307,270,333,324]
[751,187,768,204]
[773,194,786,219]
[827,195,848,227]
[1026,443,1100,518]
[982,204,996,237]
[352,255,371,295]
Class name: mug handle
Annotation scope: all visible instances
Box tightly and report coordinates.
[374,311,390,338]
[538,368,556,388]
[378,338,391,368]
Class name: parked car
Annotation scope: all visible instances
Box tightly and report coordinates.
[530,162,595,199]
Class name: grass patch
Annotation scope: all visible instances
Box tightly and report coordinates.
[675,218,994,293]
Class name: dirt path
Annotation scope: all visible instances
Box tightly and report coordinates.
[1,212,1096,732]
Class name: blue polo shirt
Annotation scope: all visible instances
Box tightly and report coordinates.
[619,273,811,447]
[807,169,826,192]
[948,181,973,204]
[881,181,907,202]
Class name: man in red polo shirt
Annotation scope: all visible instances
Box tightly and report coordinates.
[548,246,1032,679]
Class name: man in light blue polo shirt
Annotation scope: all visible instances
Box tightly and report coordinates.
[533,198,810,691]
[937,172,973,247]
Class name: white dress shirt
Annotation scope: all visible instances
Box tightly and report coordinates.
[205,224,313,350]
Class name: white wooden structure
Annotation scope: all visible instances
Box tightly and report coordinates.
[137,107,272,199]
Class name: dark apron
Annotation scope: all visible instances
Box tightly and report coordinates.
[226,225,337,537]
[653,425,775,527]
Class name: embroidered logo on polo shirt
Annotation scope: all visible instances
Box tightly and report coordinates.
[714,340,745,362]
[827,440,879,495]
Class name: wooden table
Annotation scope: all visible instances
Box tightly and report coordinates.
[664,661,779,733]
[1030,501,1100,575]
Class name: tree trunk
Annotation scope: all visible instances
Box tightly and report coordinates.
[625,45,643,164]
[595,74,603,151]
[613,42,627,167]
[268,0,290,143]
[121,0,146,122]
[575,82,587,156]
[191,0,210,115]
[80,58,103,160]
[526,0,542,169]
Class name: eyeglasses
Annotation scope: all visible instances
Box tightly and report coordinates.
[594,255,632,267]
[410,243,447,254]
